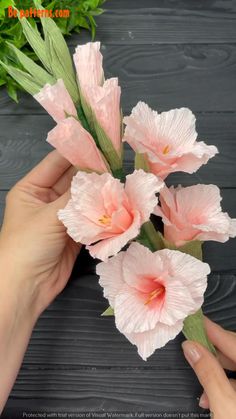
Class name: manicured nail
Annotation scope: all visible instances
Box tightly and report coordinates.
[182,341,201,367]
[199,393,208,409]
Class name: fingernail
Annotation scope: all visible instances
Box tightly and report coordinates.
[182,341,201,367]
[199,393,208,409]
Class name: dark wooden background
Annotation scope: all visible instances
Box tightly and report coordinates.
[1,0,236,416]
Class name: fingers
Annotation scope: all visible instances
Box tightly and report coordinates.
[216,351,236,371]
[182,341,235,411]
[204,317,236,365]
[200,380,236,409]
[19,151,71,188]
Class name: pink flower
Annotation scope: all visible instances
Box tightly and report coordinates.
[155,184,236,246]
[73,42,104,90]
[123,102,218,179]
[58,170,164,261]
[97,242,210,360]
[85,78,121,153]
[47,117,109,172]
[34,79,77,123]
[73,42,121,153]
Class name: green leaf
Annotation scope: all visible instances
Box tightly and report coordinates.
[0,59,42,95]
[34,0,79,103]
[183,309,216,355]
[101,306,114,316]
[6,79,18,102]
[6,41,56,86]
[19,16,50,71]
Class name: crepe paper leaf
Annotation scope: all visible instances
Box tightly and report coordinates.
[6,42,56,87]
[35,0,79,104]
[0,60,42,95]
[93,117,123,175]
[135,153,150,173]
[19,16,50,72]
[101,306,114,316]
[183,309,216,355]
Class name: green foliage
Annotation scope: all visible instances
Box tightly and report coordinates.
[0,0,106,101]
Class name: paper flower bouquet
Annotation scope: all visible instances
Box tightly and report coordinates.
[2,6,236,360]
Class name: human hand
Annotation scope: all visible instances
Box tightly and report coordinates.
[182,316,236,418]
[0,151,81,321]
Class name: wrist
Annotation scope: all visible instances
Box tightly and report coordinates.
[0,246,40,326]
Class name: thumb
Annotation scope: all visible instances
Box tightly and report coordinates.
[182,340,235,411]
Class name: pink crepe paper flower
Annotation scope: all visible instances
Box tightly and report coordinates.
[155,184,236,246]
[34,79,77,123]
[97,242,210,360]
[123,102,218,179]
[47,117,109,172]
[58,170,164,261]
[73,43,121,153]
[73,41,104,90]
[85,78,121,153]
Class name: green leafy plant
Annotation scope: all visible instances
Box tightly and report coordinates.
[0,0,106,101]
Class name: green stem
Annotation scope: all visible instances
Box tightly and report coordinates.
[140,221,164,252]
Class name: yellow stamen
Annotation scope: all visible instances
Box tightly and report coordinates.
[98,214,111,226]
[144,286,165,305]
[163,145,170,155]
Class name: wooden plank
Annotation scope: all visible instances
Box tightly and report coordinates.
[0,113,236,189]
[1,43,236,114]
[3,369,204,414]
[65,0,236,45]
[3,271,236,415]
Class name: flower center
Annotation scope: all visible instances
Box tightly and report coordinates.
[144,284,165,305]
[98,214,112,226]
[162,145,170,155]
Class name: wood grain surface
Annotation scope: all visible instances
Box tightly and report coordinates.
[1,0,236,417]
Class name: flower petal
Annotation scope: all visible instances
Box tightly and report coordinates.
[34,79,77,123]
[97,251,125,307]
[73,41,104,89]
[124,320,183,361]
[125,170,163,223]
[47,117,108,172]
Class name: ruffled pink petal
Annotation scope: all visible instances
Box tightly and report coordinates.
[96,251,125,307]
[123,101,218,178]
[125,320,183,361]
[156,184,236,245]
[34,79,77,123]
[58,199,104,245]
[125,170,164,223]
[73,42,104,90]
[47,117,108,172]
